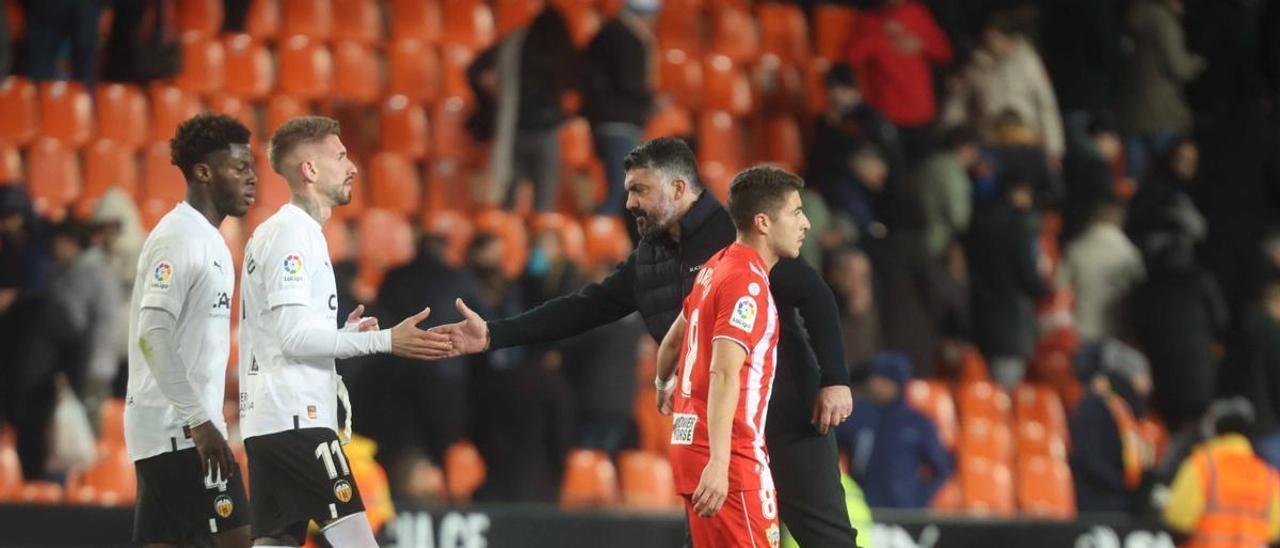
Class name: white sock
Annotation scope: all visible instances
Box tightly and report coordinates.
[321,512,377,547]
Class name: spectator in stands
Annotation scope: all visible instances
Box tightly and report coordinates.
[1061,114,1123,243]
[837,352,951,509]
[1058,203,1145,344]
[222,0,251,33]
[826,144,890,236]
[583,0,659,216]
[469,6,581,212]
[1125,138,1206,257]
[1222,281,1280,470]
[809,63,903,197]
[943,12,1066,168]
[101,0,181,83]
[919,125,980,259]
[46,219,121,404]
[965,172,1049,390]
[363,235,487,470]
[1039,0,1125,140]
[1070,339,1155,513]
[825,247,881,378]
[992,110,1061,210]
[1163,398,1280,546]
[845,0,953,160]
[21,0,104,87]
[1119,0,1205,178]
[1130,231,1228,433]
[89,188,145,296]
[521,229,583,308]
[465,233,573,502]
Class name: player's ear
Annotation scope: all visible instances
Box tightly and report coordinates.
[672,177,686,200]
[193,162,212,185]
[300,158,317,183]
[754,211,771,235]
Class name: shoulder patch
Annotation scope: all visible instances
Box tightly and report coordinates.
[729,296,757,332]
[280,251,306,287]
[150,261,174,292]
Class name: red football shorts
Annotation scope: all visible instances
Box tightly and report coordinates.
[683,488,781,548]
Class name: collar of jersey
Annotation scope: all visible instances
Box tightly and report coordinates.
[724,242,767,273]
[281,203,323,231]
[176,200,224,239]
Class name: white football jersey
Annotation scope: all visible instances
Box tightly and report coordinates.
[125,202,235,462]
[238,204,345,439]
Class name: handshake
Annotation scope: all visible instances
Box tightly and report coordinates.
[382,298,491,361]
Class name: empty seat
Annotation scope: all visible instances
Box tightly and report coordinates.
[958,456,1014,517]
[656,49,703,110]
[472,208,529,278]
[756,2,809,65]
[494,0,542,38]
[0,426,21,500]
[265,94,306,135]
[330,0,381,44]
[78,139,139,216]
[147,85,202,144]
[141,142,188,227]
[223,34,274,99]
[709,6,758,64]
[559,117,593,169]
[367,151,421,217]
[174,32,226,95]
[245,0,280,41]
[442,0,495,51]
[205,94,257,141]
[431,96,474,161]
[529,212,586,265]
[441,44,478,105]
[0,145,21,182]
[1016,455,1075,519]
[958,417,1014,465]
[277,36,332,100]
[444,440,485,504]
[94,83,148,149]
[655,5,702,54]
[378,95,430,160]
[99,398,127,451]
[0,77,37,145]
[15,481,64,504]
[560,449,619,508]
[759,115,804,174]
[37,80,93,147]
[1015,418,1066,461]
[389,0,442,43]
[632,387,672,455]
[931,478,963,512]
[956,381,1012,425]
[332,41,381,104]
[702,54,752,115]
[618,451,679,509]
[355,208,415,294]
[420,209,475,266]
[814,4,857,61]
[1013,383,1068,450]
[905,379,958,451]
[176,0,224,38]
[66,446,137,506]
[280,0,332,41]
[387,39,441,105]
[697,110,743,201]
[643,105,694,140]
[25,137,82,219]
[423,161,476,215]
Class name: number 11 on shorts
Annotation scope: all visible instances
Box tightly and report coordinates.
[314,440,350,479]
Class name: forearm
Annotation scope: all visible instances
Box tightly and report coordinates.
[656,316,686,384]
[774,259,850,387]
[489,269,636,349]
[137,308,210,426]
[705,366,740,465]
[275,304,391,360]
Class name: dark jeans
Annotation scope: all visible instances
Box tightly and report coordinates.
[574,416,629,457]
[591,122,643,216]
[504,128,562,212]
[22,0,102,87]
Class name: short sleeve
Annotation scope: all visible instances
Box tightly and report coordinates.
[138,241,199,317]
[710,271,769,354]
[263,230,313,309]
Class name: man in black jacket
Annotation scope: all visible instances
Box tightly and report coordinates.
[434,138,858,546]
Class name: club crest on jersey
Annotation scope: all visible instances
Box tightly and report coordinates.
[766,523,780,548]
[151,261,174,291]
[214,494,234,518]
[334,479,353,503]
[730,296,757,331]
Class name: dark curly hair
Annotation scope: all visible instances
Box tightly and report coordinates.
[169,113,252,180]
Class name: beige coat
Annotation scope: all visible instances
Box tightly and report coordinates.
[1119,0,1205,135]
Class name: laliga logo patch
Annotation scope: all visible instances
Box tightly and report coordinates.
[766,523,780,548]
[334,479,353,503]
[214,494,234,518]
[730,296,757,332]
[151,261,174,290]
[283,254,304,276]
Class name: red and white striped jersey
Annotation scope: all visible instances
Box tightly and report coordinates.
[669,242,780,495]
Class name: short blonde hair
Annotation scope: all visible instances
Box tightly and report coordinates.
[268,116,341,176]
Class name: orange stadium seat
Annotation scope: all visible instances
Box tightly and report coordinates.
[931,478,963,512]
[277,36,333,100]
[174,32,226,95]
[756,2,809,65]
[78,139,139,216]
[702,54,752,115]
[618,451,679,509]
[331,41,381,104]
[905,379,958,451]
[753,54,805,113]
[707,0,748,10]
[280,0,333,41]
[1016,455,1075,519]
[655,5,702,54]
[804,57,831,116]
[529,212,586,265]
[330,0,382,44]
[440,44,478,105]
[223,34,274,99]
[559,1,600,47]
[367,151,421,217]
[355,208,415,294]
[387,39,441,105]
[956,381,1012,425]
[25,137,81,220]
[0,426,21,500]
[388,0,443,43]
[148,85,202,145]
[265,94,307,135]
[644,105,694,141]
[657,49,704,110]
[1016,418,1066,461]
[444,440,486,504]
[0,77,37,146]
[1138,416,1170,464]
[597,0,626,17]
[958,457,1014,517]
[378,95,430,160]
[423,161,476,215]
[1013,383,1068,450]
[442,0,495,51]
[560,449,619,508]
[37,81,92,147]
[177,0,223,38]
[245,0,280,41]
[494,0,544,38]
[697,110,743,201]
[66,446,137,506]
[709,6,758,65]
[15,481,64,504]
[431,96,474,161]
[253,148,292,211]
[632,387,672,455]
[0,145,21,182]
[956,344,991,382]
[94,83,148,149]
[141,142,188,227]
[99,398,127,451]
[473,208,529,278]
[559,117,593,169]
[959,417,1013,466]
[420,209,475,267]
[206,94,258,140]
[814,4,857,61]
[759,115,804,174]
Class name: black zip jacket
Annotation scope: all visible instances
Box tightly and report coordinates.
[488,192,849,435]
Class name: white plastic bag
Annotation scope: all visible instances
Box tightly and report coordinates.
[45,374,97,473]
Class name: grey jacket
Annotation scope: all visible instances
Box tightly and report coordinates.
[1120,0,1206,135]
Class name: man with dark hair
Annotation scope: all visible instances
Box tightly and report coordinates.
[126,113,257,548]
[436,138,859,546]
[652,165,809,546]
[810,62,902,198]
[239,116,449,547]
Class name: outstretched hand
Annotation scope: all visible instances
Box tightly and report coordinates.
[390,307,454,360]
[428,298,490,359]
